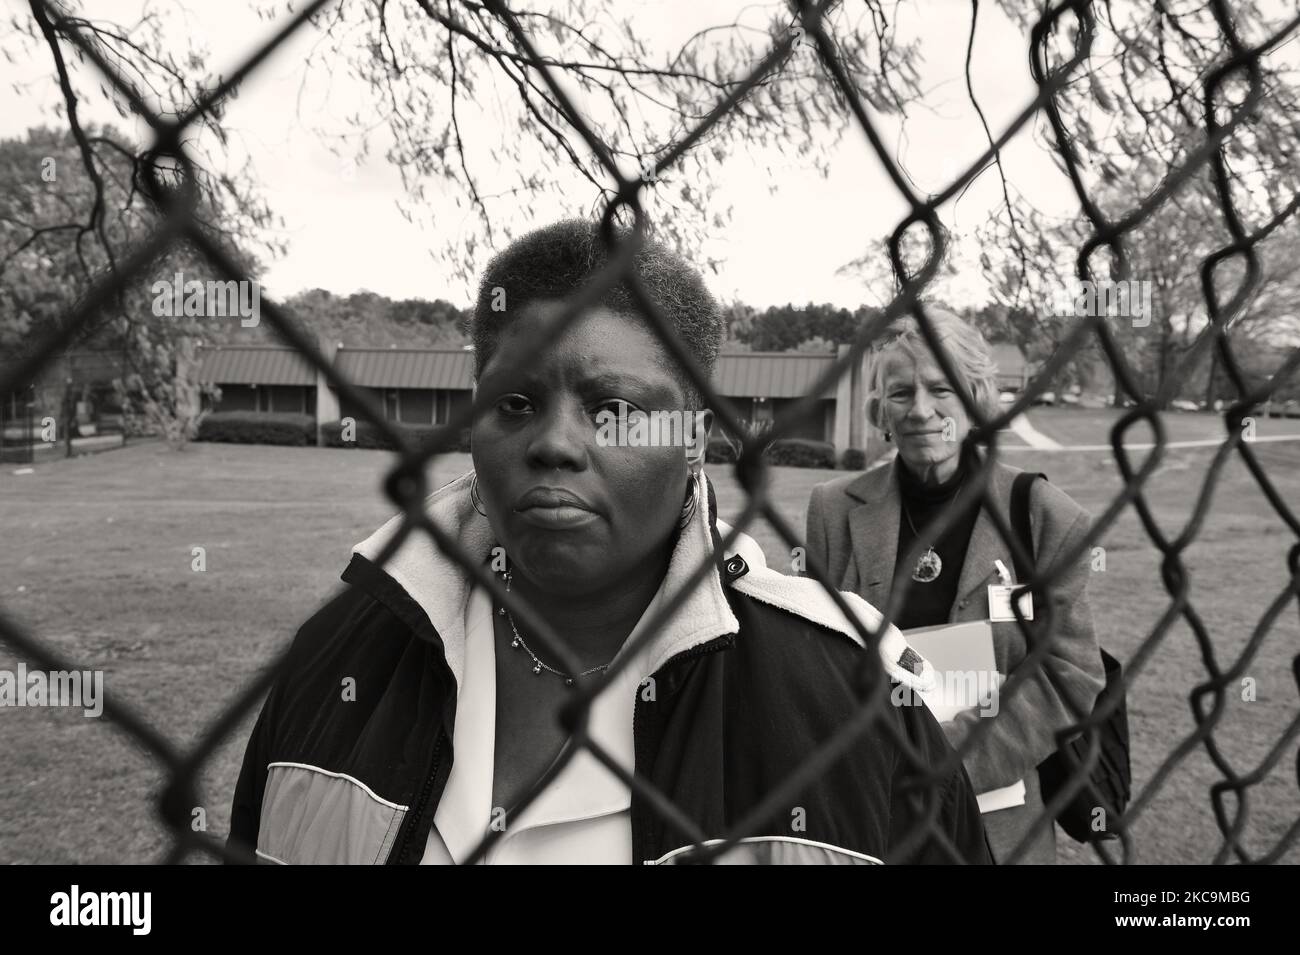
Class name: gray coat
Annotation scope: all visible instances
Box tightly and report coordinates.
[805,454,1106,864]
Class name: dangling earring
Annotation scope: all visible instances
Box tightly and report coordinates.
[470,475,487,516]
[884,430,893,443]
[495,554,511,616]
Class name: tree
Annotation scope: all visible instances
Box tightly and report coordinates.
[0,124,270,448]
[9,0,1300,425]
[275,289,472,347]
[2,0,938,443]
[982,151,1300,408]
[737,302,882,351]
[977,3,1300,408]
[285,0,928,283]
[2,0,281,448]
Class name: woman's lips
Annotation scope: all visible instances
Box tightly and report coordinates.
[512,487,599,529]
[514,504,599,529]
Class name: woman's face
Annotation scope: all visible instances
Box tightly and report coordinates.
[878,348,970,478]
[471,301,702,597]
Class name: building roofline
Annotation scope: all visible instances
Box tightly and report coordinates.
[195,343,299,350]
[717,350,837,358]
[197,344,839,358]
[334,345,474,353]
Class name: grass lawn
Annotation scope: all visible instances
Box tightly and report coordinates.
[1,437,1297,864]
[1023,406,1300,448]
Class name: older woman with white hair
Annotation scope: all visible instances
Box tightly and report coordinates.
[804,307,1105,864]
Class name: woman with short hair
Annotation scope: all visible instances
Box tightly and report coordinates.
[229,222,991,865]
[805,307,1105,864]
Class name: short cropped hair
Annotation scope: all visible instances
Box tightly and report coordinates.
[864,307,1002,429]
[470,219,723,406]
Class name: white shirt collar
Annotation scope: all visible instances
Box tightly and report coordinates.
[351,469,740,697]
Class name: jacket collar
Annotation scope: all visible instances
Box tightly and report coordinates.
[349,468,740,696]
[844,449,1017,619]
[348,465,935,695]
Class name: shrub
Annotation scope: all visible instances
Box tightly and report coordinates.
[764,438,837,469]
[321,419,471,454]
[197,412,315,446]
[840,447,867,470]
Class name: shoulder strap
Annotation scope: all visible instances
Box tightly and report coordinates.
[1009,471,1045,583]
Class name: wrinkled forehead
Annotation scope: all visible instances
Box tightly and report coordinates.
[879,343,953,387]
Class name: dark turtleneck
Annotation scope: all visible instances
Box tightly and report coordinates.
[892,448,982,631]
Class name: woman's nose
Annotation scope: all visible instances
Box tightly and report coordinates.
[909,390,934,420]
[526,408,589,471]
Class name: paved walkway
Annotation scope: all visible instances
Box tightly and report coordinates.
[997,433,1300,452]
[1007,414,1062,450]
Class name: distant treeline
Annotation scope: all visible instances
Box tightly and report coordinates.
[226,292,1000,355]
[209,288,473,349]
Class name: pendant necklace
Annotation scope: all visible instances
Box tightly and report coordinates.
[900,478,964,584]
[495,567,610,686]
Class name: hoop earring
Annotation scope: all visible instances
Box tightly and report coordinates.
[678,483,699,530]
[470,475,487,517]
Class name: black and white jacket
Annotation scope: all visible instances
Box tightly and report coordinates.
[228,470,992,865]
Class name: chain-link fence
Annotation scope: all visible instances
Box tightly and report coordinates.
[4,0,1300,865]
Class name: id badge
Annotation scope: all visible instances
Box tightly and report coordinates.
[988,584,1034,622]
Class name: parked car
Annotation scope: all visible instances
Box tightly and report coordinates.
[1061,392,1080,406]
[999,391,1017,405]
[1031,390,1057,406]
[1170,399,1199,412]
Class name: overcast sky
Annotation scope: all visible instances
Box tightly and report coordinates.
[3,0,1086,308]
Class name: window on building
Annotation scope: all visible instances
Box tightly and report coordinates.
[216,385,258,412]
[399,389,435,424]
[772,398,830,442]
[2,389,34,425]
[267,386,307,414]
[338,388,385,423]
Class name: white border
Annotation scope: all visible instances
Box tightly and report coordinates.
[267,761,411,812]
[649,835,884,865]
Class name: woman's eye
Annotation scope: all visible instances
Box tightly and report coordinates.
[593,399,637,422]
[496,394,533,416]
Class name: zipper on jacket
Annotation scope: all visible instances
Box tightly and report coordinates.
[390,730,444,864]
[633,633,734,864]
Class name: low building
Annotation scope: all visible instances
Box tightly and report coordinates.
[991,343,1032,392]
[197,344,318,414]
[1,350,130,460]
[197,343,868,454]
[714,351,841,444]
[332,346,474,426]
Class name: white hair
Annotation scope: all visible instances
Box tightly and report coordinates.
[864,307,1001,430]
